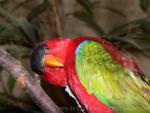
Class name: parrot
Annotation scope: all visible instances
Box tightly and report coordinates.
[30,37,150,113]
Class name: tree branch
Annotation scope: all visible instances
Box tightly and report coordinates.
[0,48,63,113]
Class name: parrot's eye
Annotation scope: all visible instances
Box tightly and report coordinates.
[30,44,48,75]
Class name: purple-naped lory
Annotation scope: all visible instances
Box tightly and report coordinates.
[30,37,150,113]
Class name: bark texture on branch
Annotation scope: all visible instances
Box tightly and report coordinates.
[0,48,63,113]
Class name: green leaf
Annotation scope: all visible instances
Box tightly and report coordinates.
[135,39,150,47]
[17,17,37,44]
[0,7,39,44]
[0,7,17,23]
[107,18,148,36]
[6,49,18,59]
[106,36,143,50]
[0,0,7,7]
[6,76,16,94]
[76,0,92,14]
[138,32,150,39]
[74,11,104,36]
[0,24,18,42]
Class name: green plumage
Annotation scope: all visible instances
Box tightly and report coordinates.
[75,40,150,113]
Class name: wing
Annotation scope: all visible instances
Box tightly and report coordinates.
[75,40,150,113]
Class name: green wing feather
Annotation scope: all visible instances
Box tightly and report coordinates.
[75,40,150,113]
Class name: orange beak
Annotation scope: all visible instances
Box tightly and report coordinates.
[43,55,64,68]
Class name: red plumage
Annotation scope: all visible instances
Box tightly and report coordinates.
[40,37,141,113]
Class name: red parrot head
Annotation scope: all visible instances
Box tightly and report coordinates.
[30,39,71,87]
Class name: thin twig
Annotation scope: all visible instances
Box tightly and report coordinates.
[39,0,63,38]
[0,48,63,113]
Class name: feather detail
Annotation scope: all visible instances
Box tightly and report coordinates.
[65,85,82,108]
[75,40,150,113]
